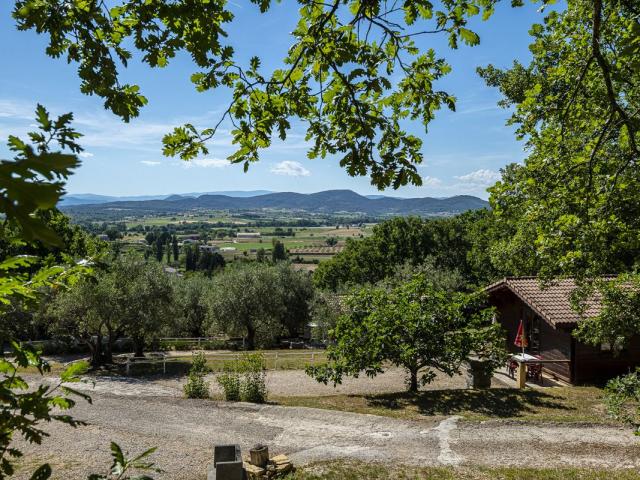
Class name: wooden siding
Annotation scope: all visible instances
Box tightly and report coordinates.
[572,333,640,383]
[537,320,571,382]
[490,286,640,384]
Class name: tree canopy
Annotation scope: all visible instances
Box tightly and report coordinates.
[12,0,544,190]
[308,274,505,392]
[479,0,640,280]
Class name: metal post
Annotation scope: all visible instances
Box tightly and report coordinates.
[274,353,278,370]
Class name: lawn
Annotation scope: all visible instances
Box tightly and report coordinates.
[273,386,612,424]
[286,461,640,480]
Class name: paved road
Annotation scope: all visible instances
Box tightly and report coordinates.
[16,390,640,480]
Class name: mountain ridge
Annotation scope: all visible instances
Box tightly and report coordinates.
[62,189,488,217]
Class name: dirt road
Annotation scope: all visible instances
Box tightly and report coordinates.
[16,387,640,479]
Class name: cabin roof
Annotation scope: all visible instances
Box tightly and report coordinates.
[485,277,611,326]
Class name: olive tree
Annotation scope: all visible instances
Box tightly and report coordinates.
[107,257,174,357]
[206,263,285,350]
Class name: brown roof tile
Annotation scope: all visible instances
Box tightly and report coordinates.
[485,277,609,326]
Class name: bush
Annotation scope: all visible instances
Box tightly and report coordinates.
[604,369,640,434]
[217,369,241,401]
[183,352,210,399]
[217,353,267,403]
[239,353,267,403]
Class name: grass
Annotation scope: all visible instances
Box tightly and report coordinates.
[273,386,612,424]
[285,461,640,480]
[125,350,328,376]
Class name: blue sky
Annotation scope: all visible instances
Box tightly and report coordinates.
[0,2,545,199]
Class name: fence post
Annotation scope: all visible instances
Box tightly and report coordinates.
[163,358,166,375]
[274,353,278,371]
[126,361,130,376]
[311,352,315,365]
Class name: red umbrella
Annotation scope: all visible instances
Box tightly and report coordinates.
[514,319,528,350]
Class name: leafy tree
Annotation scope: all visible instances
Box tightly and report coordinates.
[275,264,315,338]
[573,274,640,353]
[313,215,487,291]
[256,247,266,263]
[172,274,211,337]
[325,237,338,247]
[13,0,518,190]
[479,0,640,281]
[154,236,164,262]
[184,244,197,271]
[197,250,225,277]
[108,257,174,357]
[309,291,344,343]
[0,106,160,480]
[46,275,118,367]
[271,240,287,262]
[172,234,179,262]
[380,257,466,292]
[206,263,286,350]
[308,274,505,392]
[0,104,81,246]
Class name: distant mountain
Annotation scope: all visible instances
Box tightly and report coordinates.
[62,189,488,217]
[60,190,274,206]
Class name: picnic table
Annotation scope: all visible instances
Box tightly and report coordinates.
[507,353,543,386]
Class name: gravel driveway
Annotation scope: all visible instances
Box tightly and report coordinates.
[15,380,640,479]
[52,367,505,398]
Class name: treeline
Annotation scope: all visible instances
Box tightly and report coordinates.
[312,211,498,291]
[312,205,638,293]
[19,257,328,367]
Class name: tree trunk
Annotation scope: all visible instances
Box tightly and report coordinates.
[408,367,418,393]
[89,334,104,368]
[133,337,145,358]
[104,329,114,365]
[245,325,255,351]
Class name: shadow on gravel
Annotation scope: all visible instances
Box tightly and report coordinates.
[365,388,570,418]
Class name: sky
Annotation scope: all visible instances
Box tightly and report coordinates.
[0,2,546,199]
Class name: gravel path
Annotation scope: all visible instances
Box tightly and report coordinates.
[15,382,640,479]
[56,367,504,398]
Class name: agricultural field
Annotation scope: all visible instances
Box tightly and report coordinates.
[79,210,374,265]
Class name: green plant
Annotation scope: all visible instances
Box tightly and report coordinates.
[238,353,268,404]
[217,368,241,402]
[88,442,161,480]
[603,369,640,434]
[183,352,210,399]
[217,353,267,403]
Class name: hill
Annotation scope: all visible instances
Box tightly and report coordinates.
[62,190,488,218]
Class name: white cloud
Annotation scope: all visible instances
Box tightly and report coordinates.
[141,160,161,166]
[422,176,442,187]
[79,151,94,158]
[270,161,310,177]
[182,158,231,169]
[455,169,501,185]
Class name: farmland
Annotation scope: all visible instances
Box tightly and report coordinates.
[72,209,374,265]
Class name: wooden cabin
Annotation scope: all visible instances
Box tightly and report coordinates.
[486,277,640,384]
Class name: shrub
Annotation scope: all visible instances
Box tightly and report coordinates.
[217,353,267,403]
[183,352,210,399]
[238,353,267,403]
[217,369,241,401]
[604,369,640,434]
